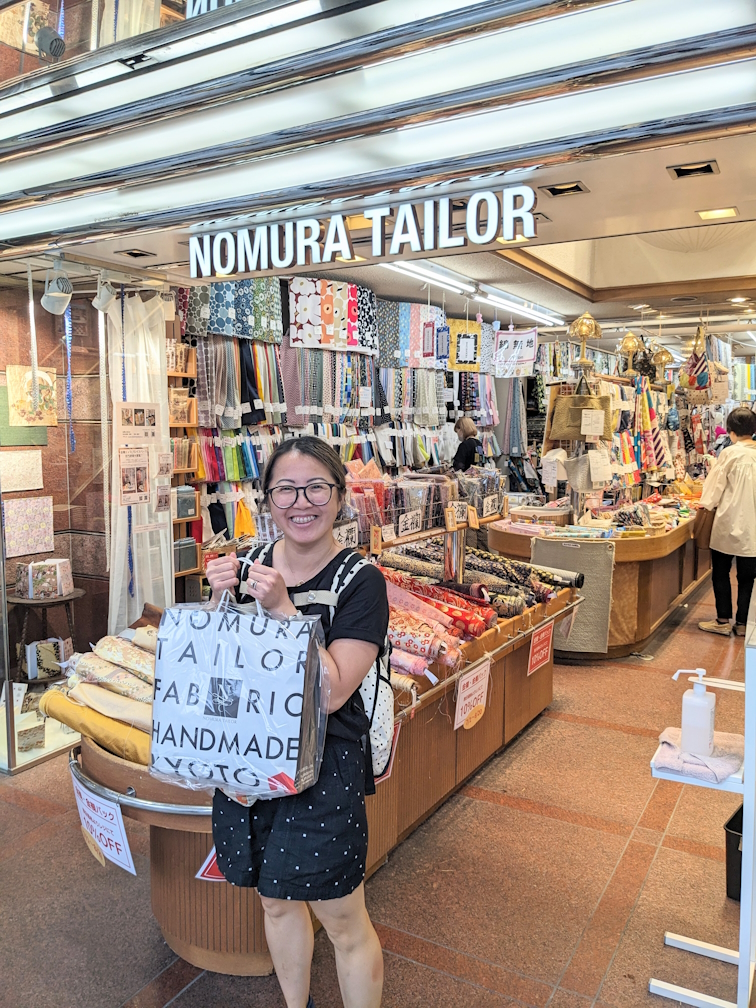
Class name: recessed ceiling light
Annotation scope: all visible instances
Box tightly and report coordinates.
[670,296,698,304]
[667,160,719,180]
[697,207,738,220]
[115,249,156,258]
[496,235,529,245]
[335,254,366,262]
[345,214,392,230]
[731,297,748,303]
[539,181,589,197]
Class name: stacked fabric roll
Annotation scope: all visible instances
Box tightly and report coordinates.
[40,628,157,764]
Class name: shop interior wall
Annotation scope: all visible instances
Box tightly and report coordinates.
[0,291,109,665]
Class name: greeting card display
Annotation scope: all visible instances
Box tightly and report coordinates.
[150,599,328,800]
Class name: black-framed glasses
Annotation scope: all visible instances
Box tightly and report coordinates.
[268,482,337,509]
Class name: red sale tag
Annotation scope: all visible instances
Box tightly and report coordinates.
[528,620,554,677]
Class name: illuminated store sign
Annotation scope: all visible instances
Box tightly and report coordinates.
[189,186,536,279]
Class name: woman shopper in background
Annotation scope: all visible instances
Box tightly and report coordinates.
[698,406,756,636]
[452,416,482,471]
[205,437,387,1008]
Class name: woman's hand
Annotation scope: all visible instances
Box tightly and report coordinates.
[206,553,240,600]
[243,560,297,618]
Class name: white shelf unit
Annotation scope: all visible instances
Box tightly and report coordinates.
[648,645,755,1008]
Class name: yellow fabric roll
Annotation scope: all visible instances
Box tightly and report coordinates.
[69,682,152,734]
[39,689,150,765]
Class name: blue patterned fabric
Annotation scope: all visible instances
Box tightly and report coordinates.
[207,281,236,336]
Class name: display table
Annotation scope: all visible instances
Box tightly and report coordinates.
[488,520,710,659]
[72,590,579,976]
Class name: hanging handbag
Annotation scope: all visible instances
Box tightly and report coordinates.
[677,351,710,393]
[549,375,613,441]
[693,507,715,550]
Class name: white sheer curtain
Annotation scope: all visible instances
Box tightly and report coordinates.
[98,0,161,45]
[107,294,173,635]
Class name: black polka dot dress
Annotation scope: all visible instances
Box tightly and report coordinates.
[212,549,388,902]
[213,737,369,900]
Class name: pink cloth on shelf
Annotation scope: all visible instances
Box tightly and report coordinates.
[385,581,454,629]
[390,649,429,678]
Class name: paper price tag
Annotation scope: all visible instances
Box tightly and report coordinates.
[528,620,554,676]
[467,505,480,530]
[71,770,136,874]
[542,458,559,487]
[588,450,612,484]
[444,506,458,532]
[581,409,605,437]
[443,388,455,403]
[454,658,490,730]
[398,509,422,537]
[254,399,264,410]
[453,500,470,525]
[381,524,397,542]
[370,526,382,555]
[482,494,499,518]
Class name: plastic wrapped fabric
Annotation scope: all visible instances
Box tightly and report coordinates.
[150,597,328,800]
[94,636,155,683]
[69,653,152,703]
[389,649,430,678]
[388,608,447,659]
[69,682,152,733]
[39,688,151,765]
[384,580,454,630]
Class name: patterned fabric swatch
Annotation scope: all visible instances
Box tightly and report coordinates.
[357,286,378,355]
[377,299,401,367]
[186,285,210,338]
[207,281,236,336]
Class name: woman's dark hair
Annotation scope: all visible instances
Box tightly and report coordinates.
[726,407,756,438]
[262,436,347,498]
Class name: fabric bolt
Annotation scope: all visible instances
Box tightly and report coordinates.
[377,299,401,368]
[239,341,266,425]
[388,607,446,659]
[207,281,236,336]
[408,303,423,363]
[347,284,359,348]
[357,286,379,355]
[68,681,152,734]
[332,282,349,349]
[195,335,214,427]
[233,279,256,339]
[289,276,323,347]
[252,278,283,343]
[390,648,430,678]
[384,580,454,630]
[186,285,210,338]
[398,302,411,367]
[480,322,495,374]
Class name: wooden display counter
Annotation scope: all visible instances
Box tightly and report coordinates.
[488,520,710,659]
[73,591,579,977]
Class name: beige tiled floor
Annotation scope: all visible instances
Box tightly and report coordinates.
[0,577,746,1007]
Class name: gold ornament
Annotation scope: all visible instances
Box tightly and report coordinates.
[618,331,644,376]
[568,312,602,365]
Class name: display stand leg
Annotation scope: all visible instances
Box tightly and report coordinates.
[663,933,738,965]
[444,530,465,582]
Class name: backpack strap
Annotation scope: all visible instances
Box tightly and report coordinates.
[238,542,274,598]
[290,589,340,609]
[328,551,369,623]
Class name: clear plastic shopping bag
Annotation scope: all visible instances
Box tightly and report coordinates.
[150,593,329,800]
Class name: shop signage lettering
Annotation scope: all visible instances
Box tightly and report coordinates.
[189,186,536,278]
[528,620,554,676]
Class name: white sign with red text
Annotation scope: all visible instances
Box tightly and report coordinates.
[71,770,136,874]
[528,620,554,677]
[454,658,491,730]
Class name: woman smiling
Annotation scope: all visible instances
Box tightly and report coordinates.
[205,436,388,1008]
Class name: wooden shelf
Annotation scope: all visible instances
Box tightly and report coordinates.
[167,346,197,378]
[370,512,504,554]
[172,489,200,523]
[175,566,203,578]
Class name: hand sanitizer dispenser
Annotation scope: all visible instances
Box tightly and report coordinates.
[672,668,716,756]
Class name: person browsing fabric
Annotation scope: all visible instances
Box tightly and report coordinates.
[452,417,482,471]
[697,407,756,636]
[205,437,388,1008]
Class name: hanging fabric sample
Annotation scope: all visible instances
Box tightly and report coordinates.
[447,318,481,372]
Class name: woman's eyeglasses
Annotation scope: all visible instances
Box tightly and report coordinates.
[268,482,337,509]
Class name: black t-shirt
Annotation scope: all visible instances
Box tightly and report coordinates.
[453,437,482,471]
[236,547,389,742]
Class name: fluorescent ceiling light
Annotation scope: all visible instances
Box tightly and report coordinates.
[731,297,748,303]
[630,303,650,310]
[384,260,476,293]
[379,262,474,296]
[480,294,562,327]
[697,207,738,220]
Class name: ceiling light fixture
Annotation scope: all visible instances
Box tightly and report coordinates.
[697,207,738,220]
[380,261,476,294]
[539,181,590,197]
[731,297,748,303]
[378,263,475,296]
[480,294,561,327]
[630,303,650,310]
[667,160,719,180]
[496,235,529,245]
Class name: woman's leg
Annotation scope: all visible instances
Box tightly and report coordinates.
[311,883,383,1008]
[259,895,314,1008]
[710,549,734,621]
[734,554,756,626]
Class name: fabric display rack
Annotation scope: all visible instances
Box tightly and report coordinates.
[163,275,511,595]
[62,505,582,974]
